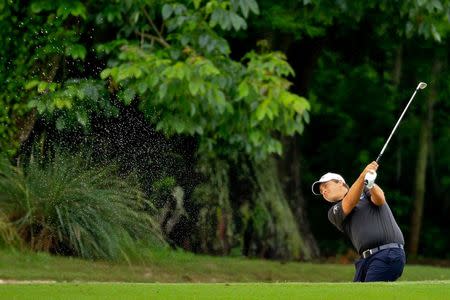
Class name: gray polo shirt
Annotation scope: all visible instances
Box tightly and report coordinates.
[328,188,404,254]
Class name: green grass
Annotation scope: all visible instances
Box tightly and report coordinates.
[2,248,450,283]
[1,282,450,300]
[2,248,450,299]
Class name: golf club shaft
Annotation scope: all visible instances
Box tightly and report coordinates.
[376,84,425,163]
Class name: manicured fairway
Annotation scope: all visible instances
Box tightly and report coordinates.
[1,281,449,300]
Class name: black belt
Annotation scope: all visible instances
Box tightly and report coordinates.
[361,243,404,259]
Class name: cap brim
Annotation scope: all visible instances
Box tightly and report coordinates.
[311,181,322,196]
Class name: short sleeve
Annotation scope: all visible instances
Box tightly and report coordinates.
[328,202,345,232]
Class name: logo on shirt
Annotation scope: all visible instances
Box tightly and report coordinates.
[333,205,339,215]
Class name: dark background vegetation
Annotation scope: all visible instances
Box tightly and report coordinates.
[1,0,449,262]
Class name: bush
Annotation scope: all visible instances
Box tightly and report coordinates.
[0,152,165,261]
[0,210,22,249]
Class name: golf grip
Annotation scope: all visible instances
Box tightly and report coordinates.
[375,154,382,164]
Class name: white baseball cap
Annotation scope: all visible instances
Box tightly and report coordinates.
[311,172,346,195]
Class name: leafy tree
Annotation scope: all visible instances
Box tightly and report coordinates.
[98,0,309,160]
[1,0,311,259]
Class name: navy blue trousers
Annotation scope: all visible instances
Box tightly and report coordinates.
[353,248,406,282]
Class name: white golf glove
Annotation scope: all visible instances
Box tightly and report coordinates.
[364,171,377,189]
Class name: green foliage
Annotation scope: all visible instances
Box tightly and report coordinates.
[421,223,449,258]
[104,46,309,159]
[254,0,376,39]
[398,0,450,41]
[0,153,165,261]
[1,0,310,161]
[150,176,177,208]
[26,79,119,130]
[254,0,450,42]
[0,0,93,154]
[99,0,309,160]
[0,2,31,154]
[433,71,450,198]
[306,50,396,170]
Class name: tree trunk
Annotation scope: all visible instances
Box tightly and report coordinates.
[277,137,321,259]
[393,45,403,183]
[408,57,441,256]
[274,38,325,259]
[254,157,307,260]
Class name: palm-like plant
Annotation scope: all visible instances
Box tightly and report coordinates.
[0,210,21,248]
[0,153,164,261]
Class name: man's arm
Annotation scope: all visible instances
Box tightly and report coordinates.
[369,184,386,206]
[342,161,378,216]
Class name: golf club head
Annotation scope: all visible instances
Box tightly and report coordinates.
[417,82,427,89]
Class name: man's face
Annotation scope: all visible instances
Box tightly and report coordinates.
[319,180,347,202]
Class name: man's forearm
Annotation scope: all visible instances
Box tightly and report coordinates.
[370,184,386,206]
[342,175,366,215]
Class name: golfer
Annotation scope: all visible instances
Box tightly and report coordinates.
[312,161,406,282]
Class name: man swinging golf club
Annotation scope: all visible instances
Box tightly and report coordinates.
[311,82,427,282]
[312,163,405,282]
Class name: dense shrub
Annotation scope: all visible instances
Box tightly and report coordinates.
[0,153,165,261]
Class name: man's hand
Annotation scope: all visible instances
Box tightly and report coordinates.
[365,171,377,189]
[342,161,380,216]
[361,161,378,178]
[361,161,385,206]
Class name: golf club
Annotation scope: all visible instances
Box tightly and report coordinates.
[365,82,427,187]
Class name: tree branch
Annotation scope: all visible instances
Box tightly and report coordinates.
[142,8,170,48]
[135,31,170,48]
